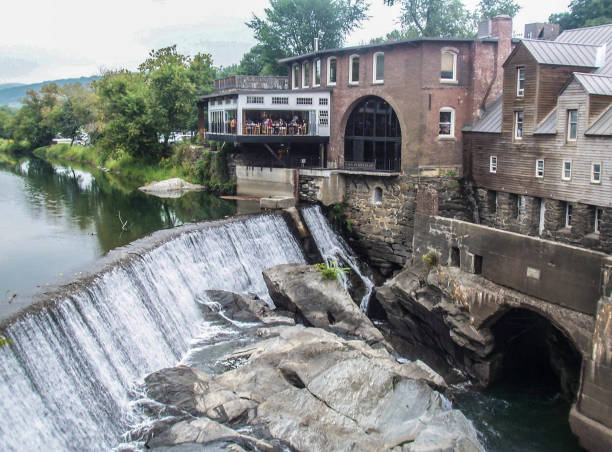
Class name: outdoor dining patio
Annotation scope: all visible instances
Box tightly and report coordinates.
[243,122,308,136]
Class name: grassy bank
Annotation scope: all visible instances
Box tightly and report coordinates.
[33,142,236,194]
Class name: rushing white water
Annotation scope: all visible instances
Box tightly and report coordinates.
[301,205,375,312]
[0,214,305,451]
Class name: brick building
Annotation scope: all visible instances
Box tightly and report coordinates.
[463,24,612,253]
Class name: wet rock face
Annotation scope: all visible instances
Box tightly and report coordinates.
[142,325,483,451]
[262,263,387,348]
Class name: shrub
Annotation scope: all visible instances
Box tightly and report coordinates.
[422,250,438,269]
[315,261,350,281]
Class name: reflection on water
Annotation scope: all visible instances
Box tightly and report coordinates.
[0,157,250,318]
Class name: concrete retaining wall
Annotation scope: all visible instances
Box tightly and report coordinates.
[236,166,297,199]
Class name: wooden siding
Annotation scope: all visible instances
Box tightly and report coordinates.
[502,45,538,134]
[590,94,612,123]
[468,80,612,207]
[537,65,587,123]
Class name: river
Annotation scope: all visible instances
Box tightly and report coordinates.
[0,156,257,320]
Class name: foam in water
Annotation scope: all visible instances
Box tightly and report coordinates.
[301,205,374,312]
[0,214,305,451]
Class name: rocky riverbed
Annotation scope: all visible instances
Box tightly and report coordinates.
[131,264,483,451]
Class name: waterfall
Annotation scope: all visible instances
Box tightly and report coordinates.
[0,214,305,451]
[301,205,374,312]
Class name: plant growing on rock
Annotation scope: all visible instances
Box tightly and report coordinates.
[315,261,350,281]
[422,250,438,269]
[0,336,13,349]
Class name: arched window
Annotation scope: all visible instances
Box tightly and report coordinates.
[439,107,455,137]
[344,96,401,171]
[349,55,360,85]
[373,52,384,84]
[313,59,321,87]
[327,57,337,85]
[302,61,310,88]
[440,51,457,82]
[292,64,299,89]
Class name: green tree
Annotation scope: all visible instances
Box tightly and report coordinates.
[93,70,160,159]
[477,0,520,20]
[12,84,61,148]
[550,0,611,31]
[0,106,15,139]
[139,46,196,149]
[188,52,216,95]
[48,84,96,145]
[237,45,269,75]
[246,0,370,74]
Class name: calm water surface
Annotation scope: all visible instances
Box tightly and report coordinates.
[0,156,255,319]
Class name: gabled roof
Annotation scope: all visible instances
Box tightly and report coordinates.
[585,105,612,136]
[513,39,603,68]
[574,73,612,96]
[556,23,612,74]
[462,95,502,133]
[534,108,557,135]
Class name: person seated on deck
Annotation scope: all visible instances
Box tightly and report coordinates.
[229,118,236,134]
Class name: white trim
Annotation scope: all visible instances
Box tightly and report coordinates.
[562,160,572,181]
[516,67,525,97]
[565,203,572,228]
[302,61,310,88]
[373,52,384,84]
[567,109,578,142]
[292,63,299,89]
[535,159,544,178]
[440,50,457,83]
[349,54,359,85]
[591,162,602,184]
[438,107,455,138]
[595,207,603,233]
[326,57,337,86]
[514,111,523,140]
[489,156,497,173]
[313,58,321,87]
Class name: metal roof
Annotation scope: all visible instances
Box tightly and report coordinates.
[556,24,612,74]
[574,73,612,96]
[462,95,502,133]
[585,105,612,136]
[534,108,558,135]
[521,39,601,68]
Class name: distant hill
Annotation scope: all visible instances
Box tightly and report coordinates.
[0,76,100,107]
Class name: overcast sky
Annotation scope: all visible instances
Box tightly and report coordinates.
[1,0,571,85]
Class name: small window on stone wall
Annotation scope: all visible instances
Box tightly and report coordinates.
[473,254,483,274]
[373,187,383,204]
[487,190,497,213]
[451,247,460,267]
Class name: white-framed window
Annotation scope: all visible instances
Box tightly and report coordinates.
[313,59,321,87]
[562,160,572,181]
[567,109,578,142]
[595,207,603,233]
[536,159,544,178]
[373,52,384,83]
[565,202,573,228]
[302,61,310,87]
[349,54,359,85]
[296,97,313,105]
[292,64,299,89]
[319,110,329,126]
[516,67,525,96]
[439,107,455,137]
[319,98,328,106]
[327,57,337,85]
[246,96,264,104]
[514,111,523,140]
[272,96,289,105]
[489,156,497,173]
[440,51,457,82]
[591,162,602,184]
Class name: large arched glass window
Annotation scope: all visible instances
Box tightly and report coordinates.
[373,52,384,83]
[344,96,401,171]
[302,61,310,88]
[292,64,299,89]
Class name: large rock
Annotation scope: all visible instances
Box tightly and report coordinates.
[139,178,205,198]
[263,263,386,347]
[143,325,481,451]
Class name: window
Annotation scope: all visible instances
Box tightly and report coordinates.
[296,97,313,105]
[439,108,455,137]
[592,162,602,184]
[489,156,497,173]
[565,203,573,228]
[319,110,329,126]
[440,51,457,82]
[327,57,337,85]
[562,160,572,181]
[514,111,523,140]
[595,207,603,233]
[349,55,359,85]
[292,64,299,89]
[272,97,289,105]
[302,62,310,87]
[319,98,328,106]
[567,109,578,142]
[516,67,525,96]
[536,159,544,178]
[517,195,524,219]
[373,187,383,204]
[313,59,321,86]
[246,96,264,104]
[373,52,384,83]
